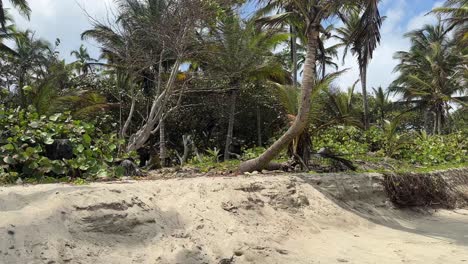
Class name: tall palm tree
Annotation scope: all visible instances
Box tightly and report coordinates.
[390,22,467,134]
[197,14,289,160]
[0,0,30,31]
[335,9,382,130]
[239,0,382,172]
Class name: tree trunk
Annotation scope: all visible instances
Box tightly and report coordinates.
[239,29,319,173]
[291,26,298,87]
[159,118,167,167]
[126,59,181,152]
[256,106,262,147]
[121,92,136,138]
[224,90,237,160]
[437,109,442,135]
[360,66,370,130]
[18,70,26,108]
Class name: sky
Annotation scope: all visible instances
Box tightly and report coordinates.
[5,0,445,91]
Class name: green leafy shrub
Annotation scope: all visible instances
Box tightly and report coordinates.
[401,132,467,165]
[0,105,127,183]
[314,126,467,166]
[312,126,370,157]
[241,146,267,160]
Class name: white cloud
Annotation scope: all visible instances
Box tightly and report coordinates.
[407,1,444,31]
[4,0,443,89]
[5,0,116,61]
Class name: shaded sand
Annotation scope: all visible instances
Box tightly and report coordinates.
[0,174,467,264]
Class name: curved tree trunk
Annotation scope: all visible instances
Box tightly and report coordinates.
[224,90,237,160]
[239,29,319,173]
[360,66,370,130]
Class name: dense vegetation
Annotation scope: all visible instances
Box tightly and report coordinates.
[0,0,466,183]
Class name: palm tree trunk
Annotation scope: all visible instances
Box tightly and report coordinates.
[437,109,442,135]
[224,90,237,160]
[159,118,167,167]
[290,26,298,87]
[239,28,319,173]
[360,66,370,130]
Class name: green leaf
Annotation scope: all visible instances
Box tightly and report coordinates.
[49,113,62,122]
[44,137,54,145]
[29,121,40,128]
[104,154,114,163]
[76,144,85,153]
[109,144,117,152]
[83,134,92,146]
[3,143,14,151]
[3,156,15,165]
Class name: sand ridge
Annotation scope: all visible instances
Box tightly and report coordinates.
[0,174,467,264]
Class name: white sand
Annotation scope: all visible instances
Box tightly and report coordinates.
[1,174,467,264]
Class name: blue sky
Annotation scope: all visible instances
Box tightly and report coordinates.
[5,0,444,91]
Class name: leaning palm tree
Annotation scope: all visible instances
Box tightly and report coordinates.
[0,0,30,31]
[274,70,346,169]
[239,0,382,172]
[335,9,383,130]
[390,22,467,134]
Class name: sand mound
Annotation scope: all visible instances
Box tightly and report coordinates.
[1,175,467,264]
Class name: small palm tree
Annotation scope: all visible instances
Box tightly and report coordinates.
[70,44,97,75]
[373,86,391,127]
[0,0,30,31]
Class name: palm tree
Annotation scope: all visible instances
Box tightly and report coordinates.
[372,86,391,127]
[9,30,50,107]
[0,0,30,31]
[70,44,96,75]
[239,0,382,172]
[294,25,340,80]
[432,0,468,45]
[335,9,383,130]
[274,71,346,169]
[390,22,466,134]
[197,14,289,160]
[0,10,19,55]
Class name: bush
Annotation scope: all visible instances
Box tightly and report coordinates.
[401,132,467,165]
[313,126,467,166]
[0,106,127,183]
[312,126,371,157]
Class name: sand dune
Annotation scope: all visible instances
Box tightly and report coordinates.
[1,174,467,264]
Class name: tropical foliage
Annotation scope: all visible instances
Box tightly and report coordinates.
[0,0,466,182]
